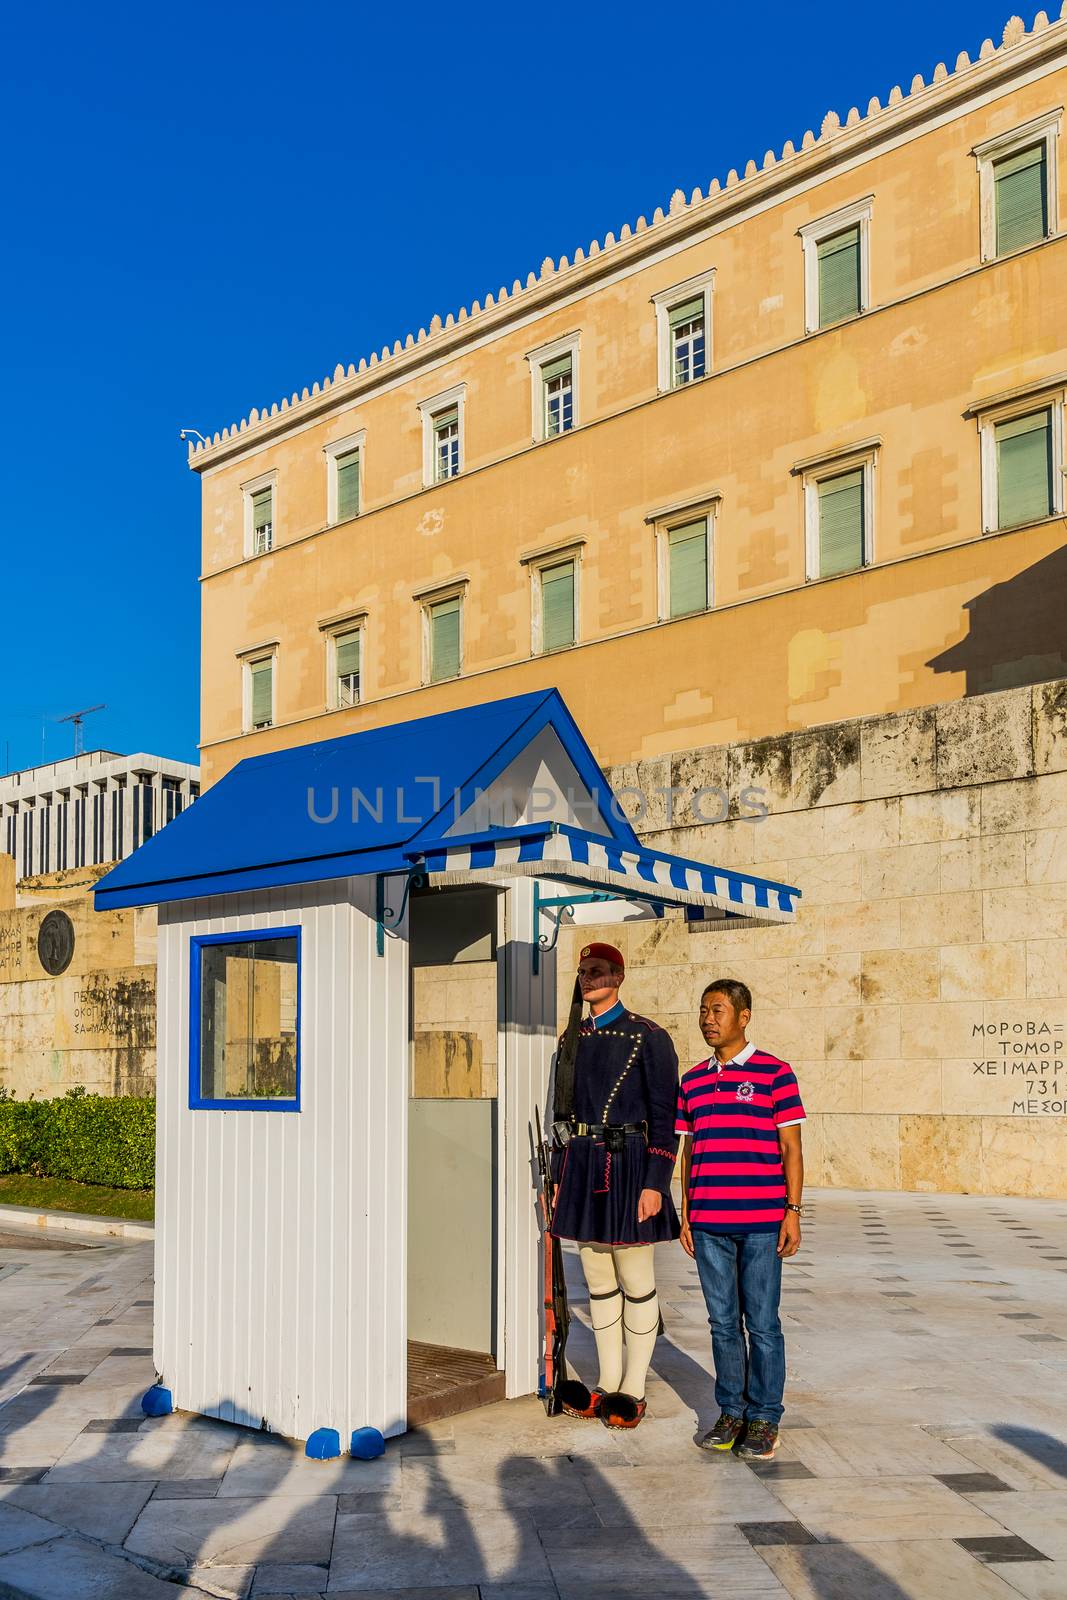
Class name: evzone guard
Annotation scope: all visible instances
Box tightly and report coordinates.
[548,941,680,1429]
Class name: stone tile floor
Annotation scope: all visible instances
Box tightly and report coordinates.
[0,1187,1065,1598]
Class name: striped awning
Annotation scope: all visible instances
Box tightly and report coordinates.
[406,822,798,926]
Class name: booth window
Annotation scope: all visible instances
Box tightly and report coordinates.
[190,928,301,1110]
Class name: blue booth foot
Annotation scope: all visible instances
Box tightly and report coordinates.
[305,1427,342,1460]
[141,1385,173,1418]
[350,1426,385,1460]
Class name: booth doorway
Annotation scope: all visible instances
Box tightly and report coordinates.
[407,883,506,1424]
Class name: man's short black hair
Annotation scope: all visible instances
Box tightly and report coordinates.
[701,978,752,1015]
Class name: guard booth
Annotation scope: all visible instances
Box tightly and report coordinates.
[94,689,798,1448]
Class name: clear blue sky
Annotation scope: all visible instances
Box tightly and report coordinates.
[0,0,1015,774]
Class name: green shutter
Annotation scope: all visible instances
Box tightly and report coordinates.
[336,451,360,520]
[434,406,458,433]
[430,597,461,681]
[541,354,571,382]
[541,560,575,651]
[251,660,272,726]
[335,630,360,679]
[669,295,703,329]
[996,408,1053,528]
[252,487,272,529]
[668,520,708,617]
[817,469,865,576]
[817,226,861,326]
[995,143,1048,255]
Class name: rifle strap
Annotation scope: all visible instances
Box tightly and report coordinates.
[553,972,584,1126]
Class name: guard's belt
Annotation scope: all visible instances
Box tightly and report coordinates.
[571,1121,646,1137]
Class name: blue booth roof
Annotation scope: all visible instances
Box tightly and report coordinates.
[94,689,640,911]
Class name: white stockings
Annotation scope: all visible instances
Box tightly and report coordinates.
[578,1242,659,1400]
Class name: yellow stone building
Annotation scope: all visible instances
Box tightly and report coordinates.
[189,13,1067,1196]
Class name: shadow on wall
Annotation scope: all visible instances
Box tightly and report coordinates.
[927,541,1067,696]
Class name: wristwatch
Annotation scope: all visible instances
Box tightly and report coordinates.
[785,1202,803,1215]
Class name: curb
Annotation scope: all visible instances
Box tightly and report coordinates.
[0,1203,154,1243]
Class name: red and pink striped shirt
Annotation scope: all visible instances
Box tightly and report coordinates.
[675,1042,805,1234]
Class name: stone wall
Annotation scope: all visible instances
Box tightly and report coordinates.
[560,679,1067,1199]
[0,859,157,1098]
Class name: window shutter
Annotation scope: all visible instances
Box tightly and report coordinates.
[435,406,459,433]
[336,451,360,520]
[541,560,575,651]
[541,354,572,382]
[251,660,273,726]
[669,295,704,329]
[668,520,708,617]
[817,469,865,576]
[994,143,1048,255]
[335,630,361,679]
[430,597,461,681]
[252,488,272,530]
[996,408,1053,528]
[817,226,861,326]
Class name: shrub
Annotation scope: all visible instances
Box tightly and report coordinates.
[0,1089,154,1190]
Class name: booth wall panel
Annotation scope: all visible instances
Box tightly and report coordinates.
[155,878,409,1443]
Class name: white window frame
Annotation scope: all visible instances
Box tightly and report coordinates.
[318,611,368,709]
[324,430,366,526]
[521,541,583,654]
[417,384,467,488]
[975,387,1065,534]
[973,109,1061,263]
[798,443,879,581]
[647,495,720,621]
[241,470,278,559]
[652,269,716,393]
[414,578,468,685]
[799,196,873,335]
[525,332,581,442]
[239,644,278,733]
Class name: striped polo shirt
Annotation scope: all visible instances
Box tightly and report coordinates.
[675,1041,805,1234]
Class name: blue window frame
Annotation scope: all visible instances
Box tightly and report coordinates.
[189,926,302,1111]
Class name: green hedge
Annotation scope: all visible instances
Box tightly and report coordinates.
[0,1089,154,1190]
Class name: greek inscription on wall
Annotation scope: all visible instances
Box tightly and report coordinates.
[971,1019,1067,1116]
[0,926,23,976]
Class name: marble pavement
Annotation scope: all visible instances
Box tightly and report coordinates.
[0,1188,1065,1599]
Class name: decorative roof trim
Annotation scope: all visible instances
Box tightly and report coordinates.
[189,12,1067,475]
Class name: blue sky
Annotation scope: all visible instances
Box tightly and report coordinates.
[0,0,1018,774]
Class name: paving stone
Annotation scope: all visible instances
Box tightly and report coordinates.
[83,1418,145,1433]
[936,1472,1015,1493]
[957,1534,1052,1562]
[0,1533,181,1599]
[125,1493,337,1565]
[760,1536,1032,1599]
[0,1501,58,1556]
[743,1459,816,1480]
[738,1519,818,1546]
[250,1564,330,1593]
[330,1509,553,1588]
[151,1477,224,1498]
[3,1479,155,1545]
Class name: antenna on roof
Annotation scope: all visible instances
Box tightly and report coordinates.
[57,705,106,756]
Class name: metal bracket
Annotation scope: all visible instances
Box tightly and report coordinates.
[532,883,665,974]
[375,866,425,956]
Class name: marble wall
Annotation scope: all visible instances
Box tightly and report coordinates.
[560,679,1067,1199]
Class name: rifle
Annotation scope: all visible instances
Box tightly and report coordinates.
[534,1105,570,1416]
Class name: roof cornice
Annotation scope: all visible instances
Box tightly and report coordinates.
[188,10,1067,476]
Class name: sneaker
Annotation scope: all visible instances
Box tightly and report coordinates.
[698,1413,745,1451]
[737,1419,780,1459]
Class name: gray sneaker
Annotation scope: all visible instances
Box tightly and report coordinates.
[737,1419,780,1459]
[698,1413,745,1451]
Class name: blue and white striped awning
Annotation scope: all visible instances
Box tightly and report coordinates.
[406,822,798,926]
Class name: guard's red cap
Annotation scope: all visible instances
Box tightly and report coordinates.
[579,942,625,972]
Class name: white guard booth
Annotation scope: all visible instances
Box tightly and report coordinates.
[94,688,799,1453]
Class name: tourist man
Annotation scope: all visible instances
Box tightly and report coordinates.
[550,942,680,1430]
[675,978,804,1459]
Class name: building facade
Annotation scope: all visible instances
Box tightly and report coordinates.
[1,751,200,886]
[187,13,1067,1195]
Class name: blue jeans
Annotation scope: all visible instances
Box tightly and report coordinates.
[692,1229,786,1424]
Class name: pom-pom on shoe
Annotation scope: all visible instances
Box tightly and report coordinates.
[558,1380,605,1420]
[599,1392,647,1430]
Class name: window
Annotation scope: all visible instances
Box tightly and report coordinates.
[538,559,576,652]
[800,199,872,333]
[418,385,466,487]
[245,655,275,731]
[527,333,580,441]
[111,781,124,859]
[190,928,301,1111]
[333,627,362,707]
[653,271,715,392]
[976,391,1063,532]
[325,431,366,524]
[798,444,878,580]
[428,595,461,681]
[39,799,51,875]
[666,519,710,618]
[242,470,278,558]
[975,111,1059,261]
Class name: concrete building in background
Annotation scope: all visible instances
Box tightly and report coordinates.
[184,14,1067,1197]
[0,750,198,1097]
